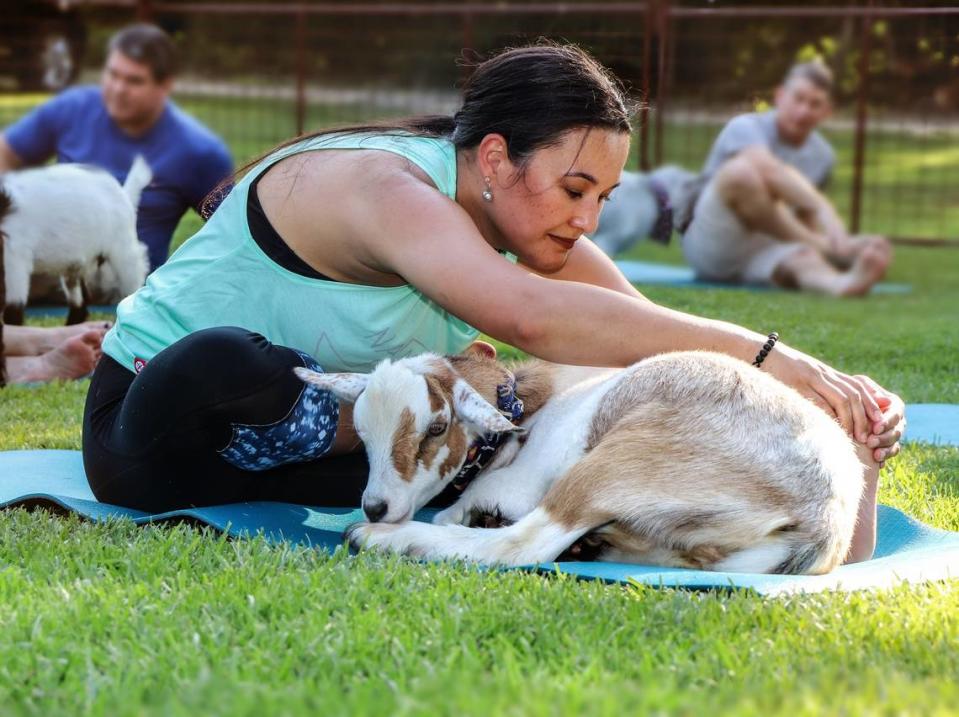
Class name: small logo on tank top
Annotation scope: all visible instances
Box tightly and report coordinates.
[133,357,148,374]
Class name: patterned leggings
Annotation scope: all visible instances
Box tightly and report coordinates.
[82,327,371,513]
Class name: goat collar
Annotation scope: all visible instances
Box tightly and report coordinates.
[648,176,674,245]
[450,376,524,493]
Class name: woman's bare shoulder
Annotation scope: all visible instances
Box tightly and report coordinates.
[257,145,468,284]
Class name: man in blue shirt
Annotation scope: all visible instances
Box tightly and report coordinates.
[681,61,892,296]
[0,23,233,271]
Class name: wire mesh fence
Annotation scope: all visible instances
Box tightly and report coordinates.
[1,1,957,243]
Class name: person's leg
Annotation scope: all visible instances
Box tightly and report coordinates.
[829,233,894,272]
[713,148,829,249]
[83,327,379,513]
[845,440,881,564]
[771,243,888,297]
[713,149,890,296]
[680,182,759,282]
[3,322,112,356]
[5,328,105,383]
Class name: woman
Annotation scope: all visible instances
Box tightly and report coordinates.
[83,44,901,561]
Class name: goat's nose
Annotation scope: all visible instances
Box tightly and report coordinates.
[363,500,389,523]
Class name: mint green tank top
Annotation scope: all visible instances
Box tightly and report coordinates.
[102,132,504,374]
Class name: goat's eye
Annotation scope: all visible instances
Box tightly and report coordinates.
[427,422,447,437]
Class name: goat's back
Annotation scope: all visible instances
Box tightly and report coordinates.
[1,164,139,267]
[595,351,859,487]
[587,351,863,569]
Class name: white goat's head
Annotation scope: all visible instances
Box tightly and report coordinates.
[295,344,522,524]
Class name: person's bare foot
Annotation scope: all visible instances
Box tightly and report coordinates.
[6,329,105,383]
[2,321,112,356]
[837,242,890,297]
[37,321,113,353]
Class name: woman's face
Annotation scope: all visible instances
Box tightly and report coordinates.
[489,128,630,273]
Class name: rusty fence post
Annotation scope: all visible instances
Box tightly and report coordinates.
[850,5,874,235]
[653,0,670,167]
[295,7,307,137]
[639,1,653,171]
[136,0,154,22]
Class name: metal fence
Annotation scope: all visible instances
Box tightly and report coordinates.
[2,1,958,243]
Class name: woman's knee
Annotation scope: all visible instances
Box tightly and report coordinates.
[155,326,266,370]
[145,326,300,391]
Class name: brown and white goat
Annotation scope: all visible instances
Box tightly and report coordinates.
[296,346,866,574]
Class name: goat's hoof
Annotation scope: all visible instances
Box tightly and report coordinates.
[433,505,467,526]
[2,304,25,326]
[468,506,513,529]
[345,521,429,559]
[344,521,372,551]
[65,306,90,325]
[345,521,400,553]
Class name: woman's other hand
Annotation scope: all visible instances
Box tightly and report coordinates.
[764,344,904,460]
[857,374,906,463]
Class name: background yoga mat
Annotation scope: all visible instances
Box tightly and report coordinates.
[615,260,912,294]
[24,304,118,319]
[19,260,910,319]
[905,404,959,446]
[2,445,957,595]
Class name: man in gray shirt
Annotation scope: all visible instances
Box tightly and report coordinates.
[682,61,892,296]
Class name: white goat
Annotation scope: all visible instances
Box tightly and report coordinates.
[296,346,866,575]
[591,165,703,256]
[1,156,152,324]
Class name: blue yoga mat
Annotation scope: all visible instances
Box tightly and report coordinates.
[905,404,959,447]
[24,304,118,319]
[2,448,957,595]
[615,260,912,294]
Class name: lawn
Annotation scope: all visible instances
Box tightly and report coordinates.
[2,238,957,715]
[2,89,959,716]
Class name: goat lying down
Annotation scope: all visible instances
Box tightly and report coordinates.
[1,156,151,325]
[296,347,866,575]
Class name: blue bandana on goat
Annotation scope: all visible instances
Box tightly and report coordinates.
[450,378,524,492]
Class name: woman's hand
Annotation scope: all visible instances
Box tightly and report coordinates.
[857,374,906,464]
[764,343,905,461]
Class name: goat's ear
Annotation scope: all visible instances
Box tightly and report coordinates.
[452,379,522,435]
[463,340,497,360]
[293,367,368,403]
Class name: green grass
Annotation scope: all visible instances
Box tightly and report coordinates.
[2,241,958,715]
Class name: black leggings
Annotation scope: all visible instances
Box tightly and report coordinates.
[83,327,393,512]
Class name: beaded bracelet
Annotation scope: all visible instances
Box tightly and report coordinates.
[752,332,780,368]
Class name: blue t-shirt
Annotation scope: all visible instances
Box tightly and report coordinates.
[4,86,233,270]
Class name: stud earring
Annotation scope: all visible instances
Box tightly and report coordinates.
[482,176,493,202]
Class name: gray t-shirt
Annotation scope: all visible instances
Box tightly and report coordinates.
[701,110,835,188]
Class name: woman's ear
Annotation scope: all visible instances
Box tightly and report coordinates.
[476,133,509,182]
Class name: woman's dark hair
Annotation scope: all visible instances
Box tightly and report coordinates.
[205,43,634,218]
[450,43,633,162]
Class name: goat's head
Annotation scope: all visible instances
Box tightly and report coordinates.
[295,343,522,524]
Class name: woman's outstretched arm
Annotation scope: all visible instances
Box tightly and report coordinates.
[355,169,905,462]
